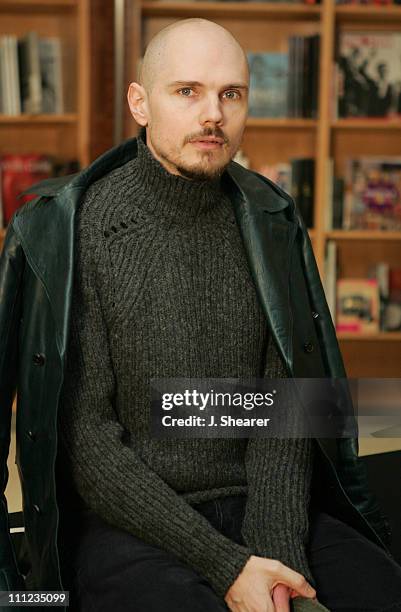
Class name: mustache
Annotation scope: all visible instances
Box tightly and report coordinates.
[187,129,227,143]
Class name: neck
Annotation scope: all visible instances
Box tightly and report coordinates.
[128,126,227,226]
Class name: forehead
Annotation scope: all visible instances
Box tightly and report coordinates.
[159,29,247,82]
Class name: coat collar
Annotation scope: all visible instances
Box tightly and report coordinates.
[14,136,299,372]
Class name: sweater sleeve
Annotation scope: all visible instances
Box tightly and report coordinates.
[56,211,253,601]
[240,333,316,588]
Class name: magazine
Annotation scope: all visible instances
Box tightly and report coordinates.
[337,31,401,118]
[344,157,401,230]
[247,52,289,117]
[336,278,380,333]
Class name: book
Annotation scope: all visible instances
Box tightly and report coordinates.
[0,154,53,226]
[39,37,64,114]
[337,31,401,118]
[288,34,320,118]
[324,240,337,324]
[385,266,401,330]
[0,36,22,115]
[9,36,21,115]
[247,36,319,119]
[336,278,380,333]
[247,52,289,117]
[344,157,401,230]
[290,158,315,227]
[368,262,401,330]
[255,158,314,223]
[18,31,42,114]
[0,38,9,114]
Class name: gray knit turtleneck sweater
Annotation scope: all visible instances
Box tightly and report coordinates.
[56,127,316,599]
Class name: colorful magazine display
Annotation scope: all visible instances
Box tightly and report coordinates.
[344,157,401,230]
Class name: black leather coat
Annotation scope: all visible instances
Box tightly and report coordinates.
[0,136,392,610]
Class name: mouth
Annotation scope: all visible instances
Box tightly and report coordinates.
[189,138,225,150]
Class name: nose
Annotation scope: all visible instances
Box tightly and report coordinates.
[199,93,223,126]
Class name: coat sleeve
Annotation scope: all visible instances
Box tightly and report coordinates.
[56,211,254,601]
[295,210,393,550]
[0,217,27,591]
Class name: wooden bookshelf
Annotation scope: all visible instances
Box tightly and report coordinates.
[0,114,78,124]
[123,0,401,377]
[0,0,77,11]
[0,0,115,251]
[141,1,322,19]
[0,0,90,163]
[335,4,401,23]
[327,231,401,241]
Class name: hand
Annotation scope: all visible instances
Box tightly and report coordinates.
[224,555,316,612]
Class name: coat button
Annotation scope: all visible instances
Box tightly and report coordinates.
[33,504,41,514]
[33,353,45,366]
[27,430,36,441]
[312,311,319,319]
[303,342,314,353]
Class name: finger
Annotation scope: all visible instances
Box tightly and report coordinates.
[265,594,276,612]
[272,583,291,612]
[269,562,316,599]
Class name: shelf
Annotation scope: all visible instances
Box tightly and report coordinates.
[338,332,401,341]
[332,118,401,130]
[0,0,76,11]
[246,118,317,129]
[335,4,401,23]
[0,114,78,125]
[327,230,401,241]
[141,1,321,20]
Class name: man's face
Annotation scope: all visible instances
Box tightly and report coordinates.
[128,27,249,181]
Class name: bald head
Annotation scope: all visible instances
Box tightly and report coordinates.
[127,17,249,181]
[139,18,249,96]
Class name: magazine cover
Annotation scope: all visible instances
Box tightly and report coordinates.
[337,31,401,118]
[247,51,289,117]
[336,278,380,333]
[344,157,401,230]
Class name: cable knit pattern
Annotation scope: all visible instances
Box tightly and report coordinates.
[56,126,315,599]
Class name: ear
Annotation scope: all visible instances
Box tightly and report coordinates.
[127,82,149,126]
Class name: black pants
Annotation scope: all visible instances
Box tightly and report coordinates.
[58,494,401,612]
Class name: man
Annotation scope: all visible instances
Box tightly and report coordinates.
[1,16,401,612]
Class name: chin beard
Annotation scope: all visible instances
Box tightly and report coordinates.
[174,161,229,182]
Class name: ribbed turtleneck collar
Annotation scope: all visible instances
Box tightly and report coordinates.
[127,126,229,225]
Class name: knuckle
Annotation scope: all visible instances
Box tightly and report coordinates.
[296,575,308,588]
[270,559,282,573]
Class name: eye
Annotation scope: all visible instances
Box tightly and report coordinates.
[178,87,194,96]
[223,90,241,100]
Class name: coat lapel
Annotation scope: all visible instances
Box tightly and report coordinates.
[225,161,299,373]
[13,137,140,359]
